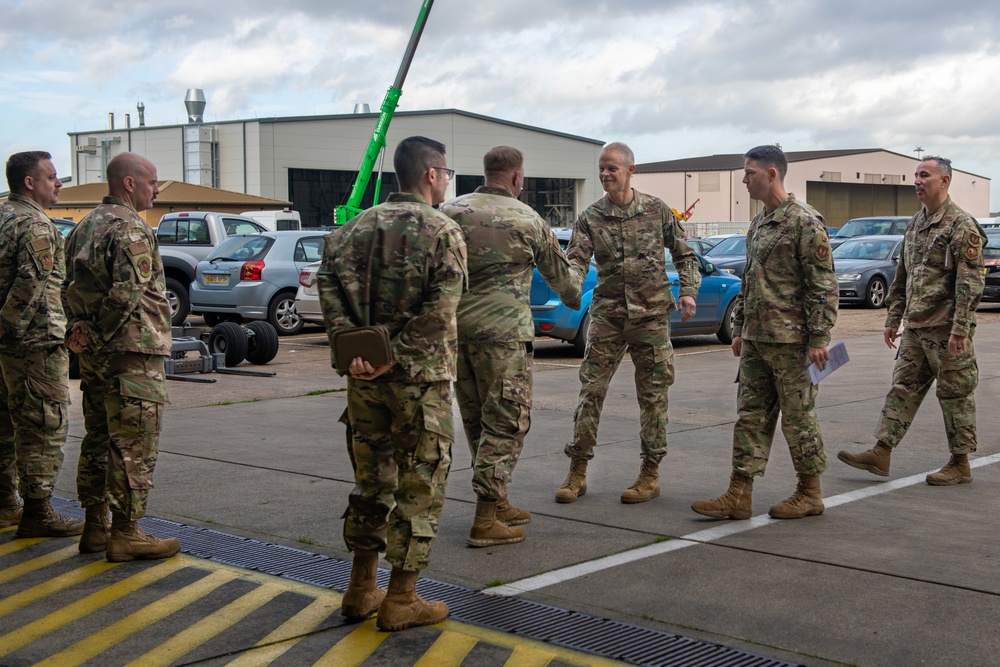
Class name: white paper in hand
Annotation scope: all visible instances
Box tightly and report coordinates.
[809,341,849,385]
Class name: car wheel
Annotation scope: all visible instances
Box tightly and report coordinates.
[571,312,590,357]
[244,321,280,365]
[717,299,736,345]
[208,321,248,367]
[202,313,223,327]
[165,278,190,327]
[864,277,887,309]
[268,291,304,336]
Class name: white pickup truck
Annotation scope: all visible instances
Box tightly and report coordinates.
[156,212,266,325]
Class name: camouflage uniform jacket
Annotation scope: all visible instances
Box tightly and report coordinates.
[885,196,985,337]
[565,189,699,320]
[63,196,171,355]
[441,186,581,342]
[733,194,837,347]
[0,193,67,351]
[317,192,468,383]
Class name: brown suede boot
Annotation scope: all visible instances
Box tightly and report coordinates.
[691,472,753,520]
[15,496,84,538]
[340,549,386,619]
[106,517,181,562]
[495,498,531,526]
[837,441,892,477]
[468,500,525,548]
[376,567,449,631]
[79,503,111,553]
[621,458,660,504]
[926,454,972,486]
[769,474,825,519]
[0,495,22,529]
[555,458,588,503]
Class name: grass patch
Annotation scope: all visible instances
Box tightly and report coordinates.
[307,388,346,395]
[208,398,261,406]
[297,536,318,546]
[486,579,506,588]
[653,535,671,543]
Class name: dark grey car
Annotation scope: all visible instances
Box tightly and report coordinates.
[829,216,910,249]
[832,235,904,308]
[703,234,747,277]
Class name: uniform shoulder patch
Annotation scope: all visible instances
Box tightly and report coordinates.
[816,245,830,261]
[30,237,51,252]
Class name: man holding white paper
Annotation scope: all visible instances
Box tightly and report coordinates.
[692,145,838,521]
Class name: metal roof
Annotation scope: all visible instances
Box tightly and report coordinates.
[49,180,291,208]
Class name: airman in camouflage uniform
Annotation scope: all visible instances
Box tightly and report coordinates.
[692,145,837,521]
[63,152,179,561]
[558,142,700,505]
[839,156,986,486]
[0,151,83,537]
[441,146,582,548]
[318,137,467,631]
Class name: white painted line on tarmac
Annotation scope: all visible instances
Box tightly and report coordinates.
[485,451,1000,597]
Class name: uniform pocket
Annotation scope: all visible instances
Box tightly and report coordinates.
[26,374,69,431]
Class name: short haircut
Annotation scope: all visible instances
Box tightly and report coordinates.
[922,155,953,178]
[745,145,788,179]
[394,136,446,191]
[483,146,524,179]
[603,142,635,167]
[6,151,51,193]
[106,152,152,185]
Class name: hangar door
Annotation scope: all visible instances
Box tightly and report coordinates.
[806,181,919,228]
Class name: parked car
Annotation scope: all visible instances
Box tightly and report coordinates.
[832,235,904,308]
[981,234,1000,302]
[157,212,268,325]
[190,231,326,335]
[52,218,75,237]
[702,234,748,277]
[829,216,910,249]
[686,237,716,255]
[295,261,324,325]
[531,231,742,355]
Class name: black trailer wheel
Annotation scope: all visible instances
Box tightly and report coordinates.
[245,321,280,365]
[208,321,248,367]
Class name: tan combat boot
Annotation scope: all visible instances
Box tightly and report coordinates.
[468,500,525,548]
[376,567,449,631]
[691,472,754,520]
[495,498,531,526]
[769,474,825,519]
[15,496,84,538]
[555,458,588,503]
[837,441,892,477]
[621,458,660,504]
[926,454,972,486]
[106,516,181,562]
[0,495,22,529]
[340,549,386,619]
[79,503,111,553]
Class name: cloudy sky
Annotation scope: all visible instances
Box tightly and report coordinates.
[3,0,999,209]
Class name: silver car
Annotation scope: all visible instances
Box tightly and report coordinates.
[190,231,325,335]
[832,235,903,308]
[295,260,324,325]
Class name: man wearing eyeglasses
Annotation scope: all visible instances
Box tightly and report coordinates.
[559,142,700,505]
[318,136,467,631]
[441,146,581,548]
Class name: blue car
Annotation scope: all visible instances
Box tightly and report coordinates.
[531,230,742,355]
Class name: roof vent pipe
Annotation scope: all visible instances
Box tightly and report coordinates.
[185,88,206,123]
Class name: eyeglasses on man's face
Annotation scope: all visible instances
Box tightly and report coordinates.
[431,166,455,182]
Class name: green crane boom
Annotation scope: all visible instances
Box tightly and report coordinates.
[334,0,434,226]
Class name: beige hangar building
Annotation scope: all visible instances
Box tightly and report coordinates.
[632,149,990,230]
[67,106,605,228]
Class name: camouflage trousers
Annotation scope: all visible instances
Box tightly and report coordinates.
[343,379,453,572]
[77,352,167,520]
[732,340,827,477]
[0,345,69,499]
[454,341,532,501]
[875,325,977,454]
[567,314,674,463]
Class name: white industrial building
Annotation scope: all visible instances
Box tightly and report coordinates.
[68,103,605,228]
[632,149,990,231]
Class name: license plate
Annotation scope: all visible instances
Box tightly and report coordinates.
[205,274,229,285]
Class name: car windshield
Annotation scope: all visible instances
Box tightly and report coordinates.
[832,238,897,261]
[984,236,1000,258]
[705,236,746,256]
[834,219,896,238]
[208,235,272,262]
